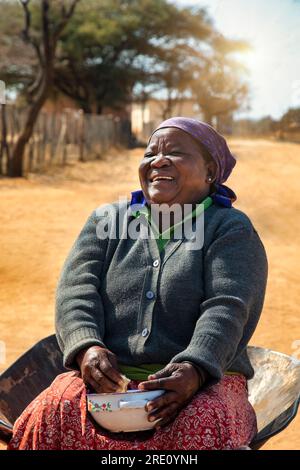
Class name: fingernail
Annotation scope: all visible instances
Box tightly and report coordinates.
[147,404,153,412]
[149,416,155,422]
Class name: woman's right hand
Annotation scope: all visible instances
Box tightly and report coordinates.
[76,345,124,393]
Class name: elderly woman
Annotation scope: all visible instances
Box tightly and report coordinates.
[8,117,267,450]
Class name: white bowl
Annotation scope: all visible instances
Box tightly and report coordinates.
[87,389,165,433]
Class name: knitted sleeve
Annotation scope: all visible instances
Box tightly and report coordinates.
[170,223,268,380]
[55,210,109,369]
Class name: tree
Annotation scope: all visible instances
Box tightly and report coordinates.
[0,1,34,97]
[53,0,213,114]
[190,34,250,126]
[145,5,213,120]
[280,107,300,129]
[149,43,207,120]
[1,0,214,114]
[6,0,80,177]
[0,0,250,174]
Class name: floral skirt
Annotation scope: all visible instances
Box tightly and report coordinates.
[8,371,257,450]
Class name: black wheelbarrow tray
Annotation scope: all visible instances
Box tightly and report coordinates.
[0,335,299,449]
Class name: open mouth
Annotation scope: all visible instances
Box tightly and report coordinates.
[150,176,175,183]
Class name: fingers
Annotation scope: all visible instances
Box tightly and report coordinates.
[155,413,178,430]
[87,376,104,393]
[139,364,180,390]
[148,401,179,428]
[78,346,124,391]
[90,367,120,393]
[138,374,178,391]
[146,391,177,413]
[98,356,124,386]
[147,364,177,381]
[81,355,124,393]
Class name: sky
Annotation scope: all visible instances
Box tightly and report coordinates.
[172,0,300,119]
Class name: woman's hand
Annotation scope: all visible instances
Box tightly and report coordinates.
[76,345,124,393]
[138,362,205,429]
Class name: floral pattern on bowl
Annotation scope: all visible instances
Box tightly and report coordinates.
[88,401,112,413]
[87,389,165,432]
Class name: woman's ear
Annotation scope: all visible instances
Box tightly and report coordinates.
[205,161,217,184]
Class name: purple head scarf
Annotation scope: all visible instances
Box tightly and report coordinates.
[150,117,236,184]
[149,117,237,207]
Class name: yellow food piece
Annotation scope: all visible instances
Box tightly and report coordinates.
[116,374,131,393]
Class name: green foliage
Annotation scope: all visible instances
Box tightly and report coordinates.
[0,0,250,119]
[54,0,214,111]
[0,1,33,88]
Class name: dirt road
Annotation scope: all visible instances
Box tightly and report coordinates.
[0,139,299,449]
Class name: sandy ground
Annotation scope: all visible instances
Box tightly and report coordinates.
[0,139,299,450]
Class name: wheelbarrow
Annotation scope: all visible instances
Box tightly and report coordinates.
[0,335,299,449]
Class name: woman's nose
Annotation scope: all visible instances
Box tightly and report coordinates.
[150,154,171,168]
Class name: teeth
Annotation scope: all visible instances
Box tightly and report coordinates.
[152,176,174,182]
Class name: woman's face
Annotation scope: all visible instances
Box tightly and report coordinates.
[139,127,215,206]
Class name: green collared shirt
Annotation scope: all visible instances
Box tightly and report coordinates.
[131,196,213,253]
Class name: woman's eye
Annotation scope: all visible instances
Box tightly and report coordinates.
[169,151,184,156]
[143,151,184,158]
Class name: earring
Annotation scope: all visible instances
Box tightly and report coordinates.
[207,176,212,182]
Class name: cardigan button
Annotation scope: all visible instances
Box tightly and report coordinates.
[142,328,149,337]
[146,290,155,299]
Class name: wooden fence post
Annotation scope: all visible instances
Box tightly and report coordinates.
[49,112,57,164]
[79,110,85,162]
[0,104,10,176]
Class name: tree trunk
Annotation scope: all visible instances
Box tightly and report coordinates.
[9,0,79,177]
[9,79,50,177]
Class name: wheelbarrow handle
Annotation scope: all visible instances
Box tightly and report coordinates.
[0,418,13,445]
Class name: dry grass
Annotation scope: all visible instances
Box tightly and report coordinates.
[0,139,299,450]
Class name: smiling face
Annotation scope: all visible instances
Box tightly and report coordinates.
[139,127,216,207]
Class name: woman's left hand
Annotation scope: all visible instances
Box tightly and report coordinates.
[138,362,204,429]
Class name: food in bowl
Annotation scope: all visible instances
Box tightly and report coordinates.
[116,374,131,393]
[87,389,165,433]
